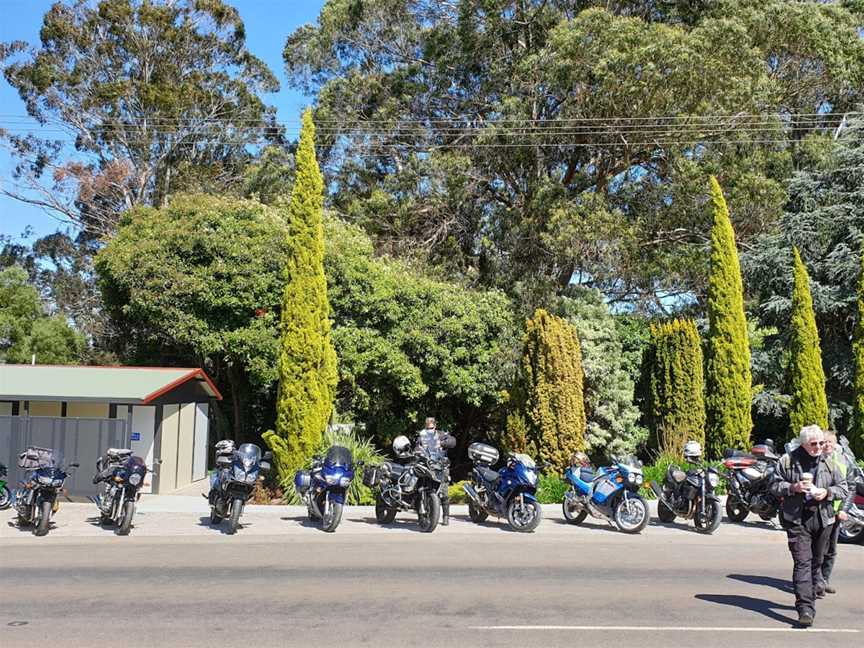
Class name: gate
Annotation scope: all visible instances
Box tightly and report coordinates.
[0,416,128,497]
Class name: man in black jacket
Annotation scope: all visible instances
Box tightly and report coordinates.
[415,417,456,526]
[770,425,848,627]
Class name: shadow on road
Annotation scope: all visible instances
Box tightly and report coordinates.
[197,515,250,535]
[280,514,326,530]
[694,594,798,626]
[727,573,793,593]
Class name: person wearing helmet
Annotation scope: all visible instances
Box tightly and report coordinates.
[415,417,456,526]
[570,451,591,468]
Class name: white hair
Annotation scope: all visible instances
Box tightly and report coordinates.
[799,424,824,445]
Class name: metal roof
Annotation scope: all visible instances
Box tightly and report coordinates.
[0,365,222,403]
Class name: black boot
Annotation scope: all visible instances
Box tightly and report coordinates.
[441,500,450,526]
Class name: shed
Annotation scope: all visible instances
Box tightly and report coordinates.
[0,365,222,496]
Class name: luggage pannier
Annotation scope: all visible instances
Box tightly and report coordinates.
[18,446,55,470]
[468,442,499,466]
[362,465,384,488]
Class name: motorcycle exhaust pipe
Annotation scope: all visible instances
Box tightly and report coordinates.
[463,482,481,505]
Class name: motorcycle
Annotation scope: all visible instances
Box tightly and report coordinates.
[207,441,271,534]
[15,446,78,536]
[90,448,156,535]
[364,435,445,532]
[294,445,360,532]
[650,441,722,534]
[836,435,864,544]
[463,442,543,533]
[0,462,10,510]
[722,440,781,523]
[562,454,649,534]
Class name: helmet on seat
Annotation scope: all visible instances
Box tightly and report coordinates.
[392,435,412,458]
[570,451,590,467]
[683,440,702,461]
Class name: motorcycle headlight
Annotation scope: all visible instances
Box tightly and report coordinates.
[627,472,637,484]
[635,473,644,485]
[37,474,54,485]
[708,472,720,488]
[129,473,142,486]
[325,473,340,485]
[338,476,352,488]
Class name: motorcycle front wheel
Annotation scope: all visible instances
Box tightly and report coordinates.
[0,485,11,510]
[694,498,722,534]
[508,497,542,532]
[417,491,440,533]
[838,517,864,544]
[321,500,343,533]
[226,497,243,535]
[725,497,749,522]
[613,495,648,534]
[656,498,676,523]
[117,501,135,536]
[34,499,52,536]
[468,500,488,523]
[209,506,223,525]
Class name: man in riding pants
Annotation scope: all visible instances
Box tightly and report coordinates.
[770,424,847,627]
[821,430,857,593]
[415,417,455,526]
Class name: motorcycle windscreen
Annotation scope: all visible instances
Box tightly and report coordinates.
[236,444,262,467]
[325,445,353,468]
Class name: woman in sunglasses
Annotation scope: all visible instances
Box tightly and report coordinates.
[770,424,848,627]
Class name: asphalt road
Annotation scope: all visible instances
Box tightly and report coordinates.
[1,504,862,647]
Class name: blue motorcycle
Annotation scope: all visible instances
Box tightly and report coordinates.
[15,446,79,536]
[463,442,543,532]
[562,455,649,534]
[294,445,358,532]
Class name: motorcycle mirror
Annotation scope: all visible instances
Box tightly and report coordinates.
[154,459,163,465]
[70,463,80,468]
[263,451,273,461]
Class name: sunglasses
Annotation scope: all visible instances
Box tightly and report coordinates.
[807,440,826,447]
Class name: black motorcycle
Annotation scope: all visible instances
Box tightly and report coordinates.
[15,446,78,536]
[652,451,723,534]
[364,435,446,533]
[91,448,155,535]
[722,441,781,523]
[207,441,271,534]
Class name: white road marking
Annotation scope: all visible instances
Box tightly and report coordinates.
[472,625,859,633]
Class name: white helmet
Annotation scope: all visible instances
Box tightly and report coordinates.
[683,440,702,460]
[392,435,412,458]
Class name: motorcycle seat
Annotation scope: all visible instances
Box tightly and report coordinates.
[579,467,595,482]
[479,467,500,484]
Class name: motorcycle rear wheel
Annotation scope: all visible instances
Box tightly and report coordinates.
[0,485,11,510]
[562,498,588,525]
[838,518,864,544]
[117,501,135,536]
[656,499,676,523]
[508,498,542,532]
[34,500,52,536]
[226,497,243,535]
[614,495,648,534]
[375,498,397,524]
[417,492,440,533]
[321,501,343,533]
[725,497,749,522]
[468,500,488,523]
[694,499,722,534]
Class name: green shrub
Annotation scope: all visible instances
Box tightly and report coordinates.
[536,473,568,504]
[448,480,467,504]
[640,454,727,499]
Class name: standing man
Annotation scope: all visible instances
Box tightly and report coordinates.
[770,424,848,627]
[821,430,857,593]
[415,417,456,526]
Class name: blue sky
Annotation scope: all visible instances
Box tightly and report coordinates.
[0,0,326,243]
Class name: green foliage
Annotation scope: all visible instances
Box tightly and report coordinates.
[448,481,467,505]
[645,319,705,458]
[512,309,586,473]
[559,288,647,459]
[325,216,517,451]
[267,110,338,483]
[1,0,280,233]
[705,176,752,457]
[95,194,290,437]
[788,247,829,436]
[0,265,82,364]
[640,452,726,500]
[536,473,569,505]
[745,116,864,436]
[850,251,864,456]
[279,425,386,505]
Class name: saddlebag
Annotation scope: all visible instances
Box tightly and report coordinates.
[362,465,384,488]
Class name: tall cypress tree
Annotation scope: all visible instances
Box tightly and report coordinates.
[263,109,337,482]
[646,319,705,458]
[705,176,752,457]
[788,247,829,435]
[853,251,864,456]
[509,309,586,472]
